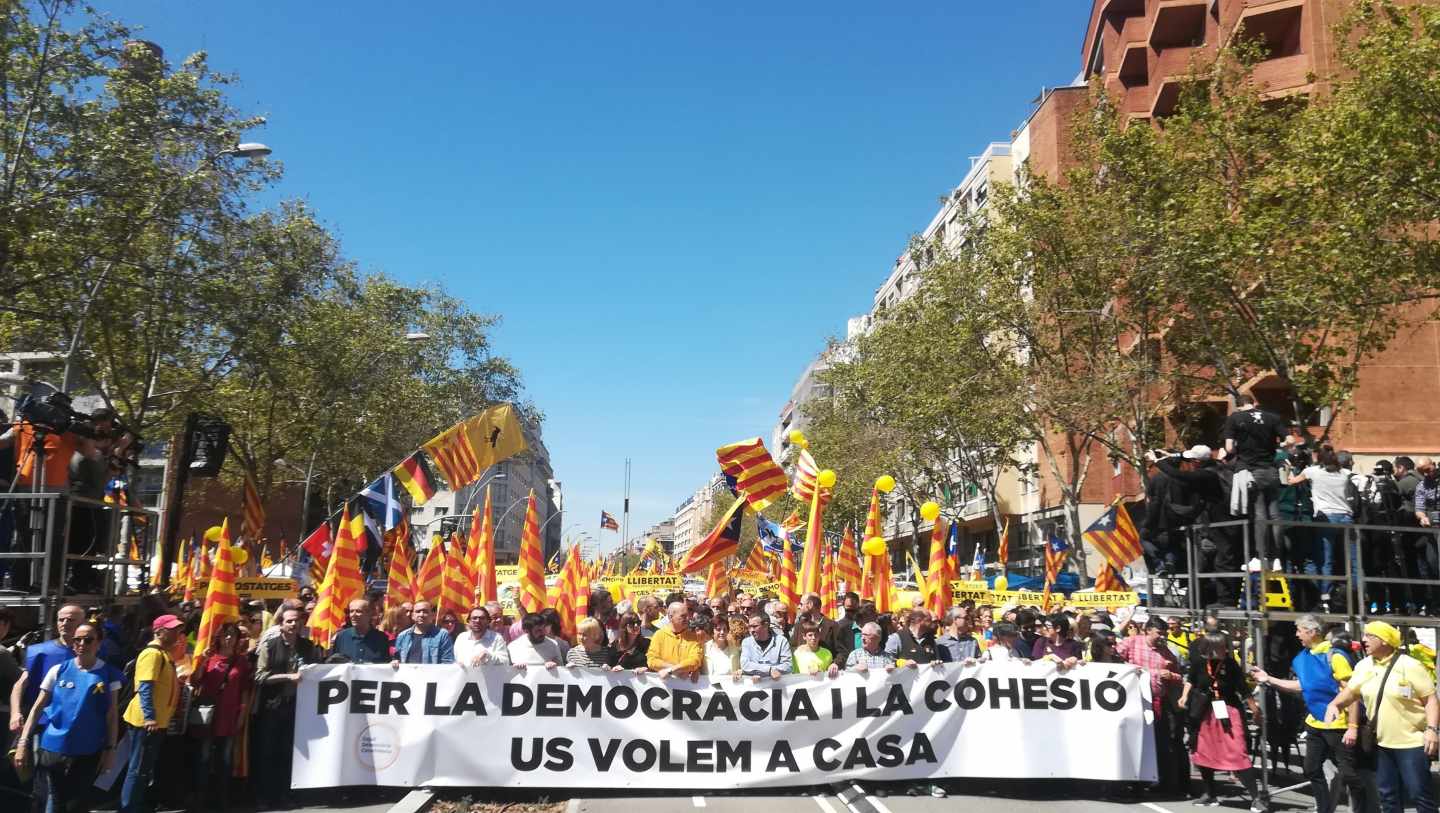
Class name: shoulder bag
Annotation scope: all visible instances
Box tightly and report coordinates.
[1357,654,1402,755]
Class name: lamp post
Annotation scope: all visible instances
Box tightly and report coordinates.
[274,452,317,543]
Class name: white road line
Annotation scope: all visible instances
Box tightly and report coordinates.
[692,797,707,808]
[812,795,841,813]
[867,796,896,813]
[1141,802,1177,813]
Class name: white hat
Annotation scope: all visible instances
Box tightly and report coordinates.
[1132,609,1151,624]
[1182,444,1213,461]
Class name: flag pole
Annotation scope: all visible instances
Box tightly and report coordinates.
[621,458,631,564]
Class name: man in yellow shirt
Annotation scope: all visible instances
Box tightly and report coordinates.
[1325,621,1438,813]
[120,614,183,813]
[1253,616,1364,813]
[646,602,704,679]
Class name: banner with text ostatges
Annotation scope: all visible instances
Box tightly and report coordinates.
[292,661,1156,789]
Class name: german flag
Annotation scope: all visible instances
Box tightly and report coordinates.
[393,452,437,506]
[716,437,788,511]
[242,470,265,540]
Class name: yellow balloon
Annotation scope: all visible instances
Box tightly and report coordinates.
[920,501,941,522]
[862,536,887,557]
[994,574,1009,592]
[788,430,808,449]
[231,547,249,565]
[817,469,836,489]
[203,525,225,542]
[874,475,896,493]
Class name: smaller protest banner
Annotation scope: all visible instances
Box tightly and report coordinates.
[191,577,298,600]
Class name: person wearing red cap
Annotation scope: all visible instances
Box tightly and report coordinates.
[119,614,182,813]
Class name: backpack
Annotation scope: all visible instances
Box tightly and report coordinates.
[116,642,164,714]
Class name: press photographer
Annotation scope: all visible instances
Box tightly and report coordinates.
[0,384,133,593]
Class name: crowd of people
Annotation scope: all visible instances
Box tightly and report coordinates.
[0,579,1435,812]
[1142,394,1440,615]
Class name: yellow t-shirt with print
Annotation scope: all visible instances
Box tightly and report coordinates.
[122,645,178,728]
[1304,642,1353,731]
[1349,652,1435,749]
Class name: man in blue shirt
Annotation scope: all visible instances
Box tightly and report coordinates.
[330,599,390,663]
[391,602,454,665]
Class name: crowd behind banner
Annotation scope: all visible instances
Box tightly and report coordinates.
[0,574,1436,812]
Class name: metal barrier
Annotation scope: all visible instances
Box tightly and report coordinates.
[0,489,157,617]
[1139,514,1440,801]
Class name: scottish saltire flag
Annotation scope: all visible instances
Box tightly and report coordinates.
[360,473,404,530]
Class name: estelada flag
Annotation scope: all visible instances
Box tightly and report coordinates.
[600,511,619,531]
[1083,501,1142,574]
[196,519,241,649]
[679,498,744,573]
[392,452,437,506]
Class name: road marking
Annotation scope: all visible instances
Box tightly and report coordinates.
[813,795,841,813]
[1141,802,1176,813]
[867,796,896,813]
[692,796,707,808]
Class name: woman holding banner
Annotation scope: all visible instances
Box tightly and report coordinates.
[608,611,650,672]
[1181,633,1267,811]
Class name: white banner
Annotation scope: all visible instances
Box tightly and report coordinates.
[292,661,1156,789]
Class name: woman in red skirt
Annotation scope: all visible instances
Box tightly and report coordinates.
[1181,632,1268,811]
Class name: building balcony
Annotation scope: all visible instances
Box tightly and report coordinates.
[1250,52,1313,96]
[1099,0,1146,20]
[1117,41,1149,86]
[1148,0,1209,49]
[1235,0,1304,55]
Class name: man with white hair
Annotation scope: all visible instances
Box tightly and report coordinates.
[1252,616,1365,813]
[645,602,703,679]
[844,623,895,672]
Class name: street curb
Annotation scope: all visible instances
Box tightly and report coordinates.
[388,788,435,813]
[565,798,581,813]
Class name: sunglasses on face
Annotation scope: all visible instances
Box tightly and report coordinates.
[73,636,96,645]
[625,619,641,626]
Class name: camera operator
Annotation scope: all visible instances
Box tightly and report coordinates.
[1356,459,1406,614]
[0,393,121,593]
[1143,450,1196,578]
[1154,445,1236,608]
[1276,438,1317,608]
[1411,459,1440,616]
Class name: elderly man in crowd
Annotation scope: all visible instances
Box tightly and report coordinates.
[844,622,895,672]
[1119,615,1188,798]
[647,601,705,679]
[741,610,793,680]
[331,599,390,663]
[885,607,940,664]
[1326,621,1438,813]
[1253,616,1366,813]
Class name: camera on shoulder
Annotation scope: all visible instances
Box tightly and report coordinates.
[15,384,97,437]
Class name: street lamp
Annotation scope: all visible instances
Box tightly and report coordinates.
[274,452,317,543]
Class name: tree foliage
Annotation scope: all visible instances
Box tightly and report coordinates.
[0,1,526,511]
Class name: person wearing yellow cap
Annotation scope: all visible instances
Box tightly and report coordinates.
[1325,621,1438,813]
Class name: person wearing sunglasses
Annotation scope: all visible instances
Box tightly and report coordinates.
[12,623,122,813]
[607,611,651,673]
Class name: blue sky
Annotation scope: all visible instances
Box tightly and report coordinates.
[100,2,1091,553]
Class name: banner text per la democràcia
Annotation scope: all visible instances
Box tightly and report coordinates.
[292,662,1156,789]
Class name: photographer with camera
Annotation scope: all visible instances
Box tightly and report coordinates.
[0,387,126,594]
[1356,459,1408,614]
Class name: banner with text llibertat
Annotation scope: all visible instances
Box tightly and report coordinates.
[291,662,1156,789]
